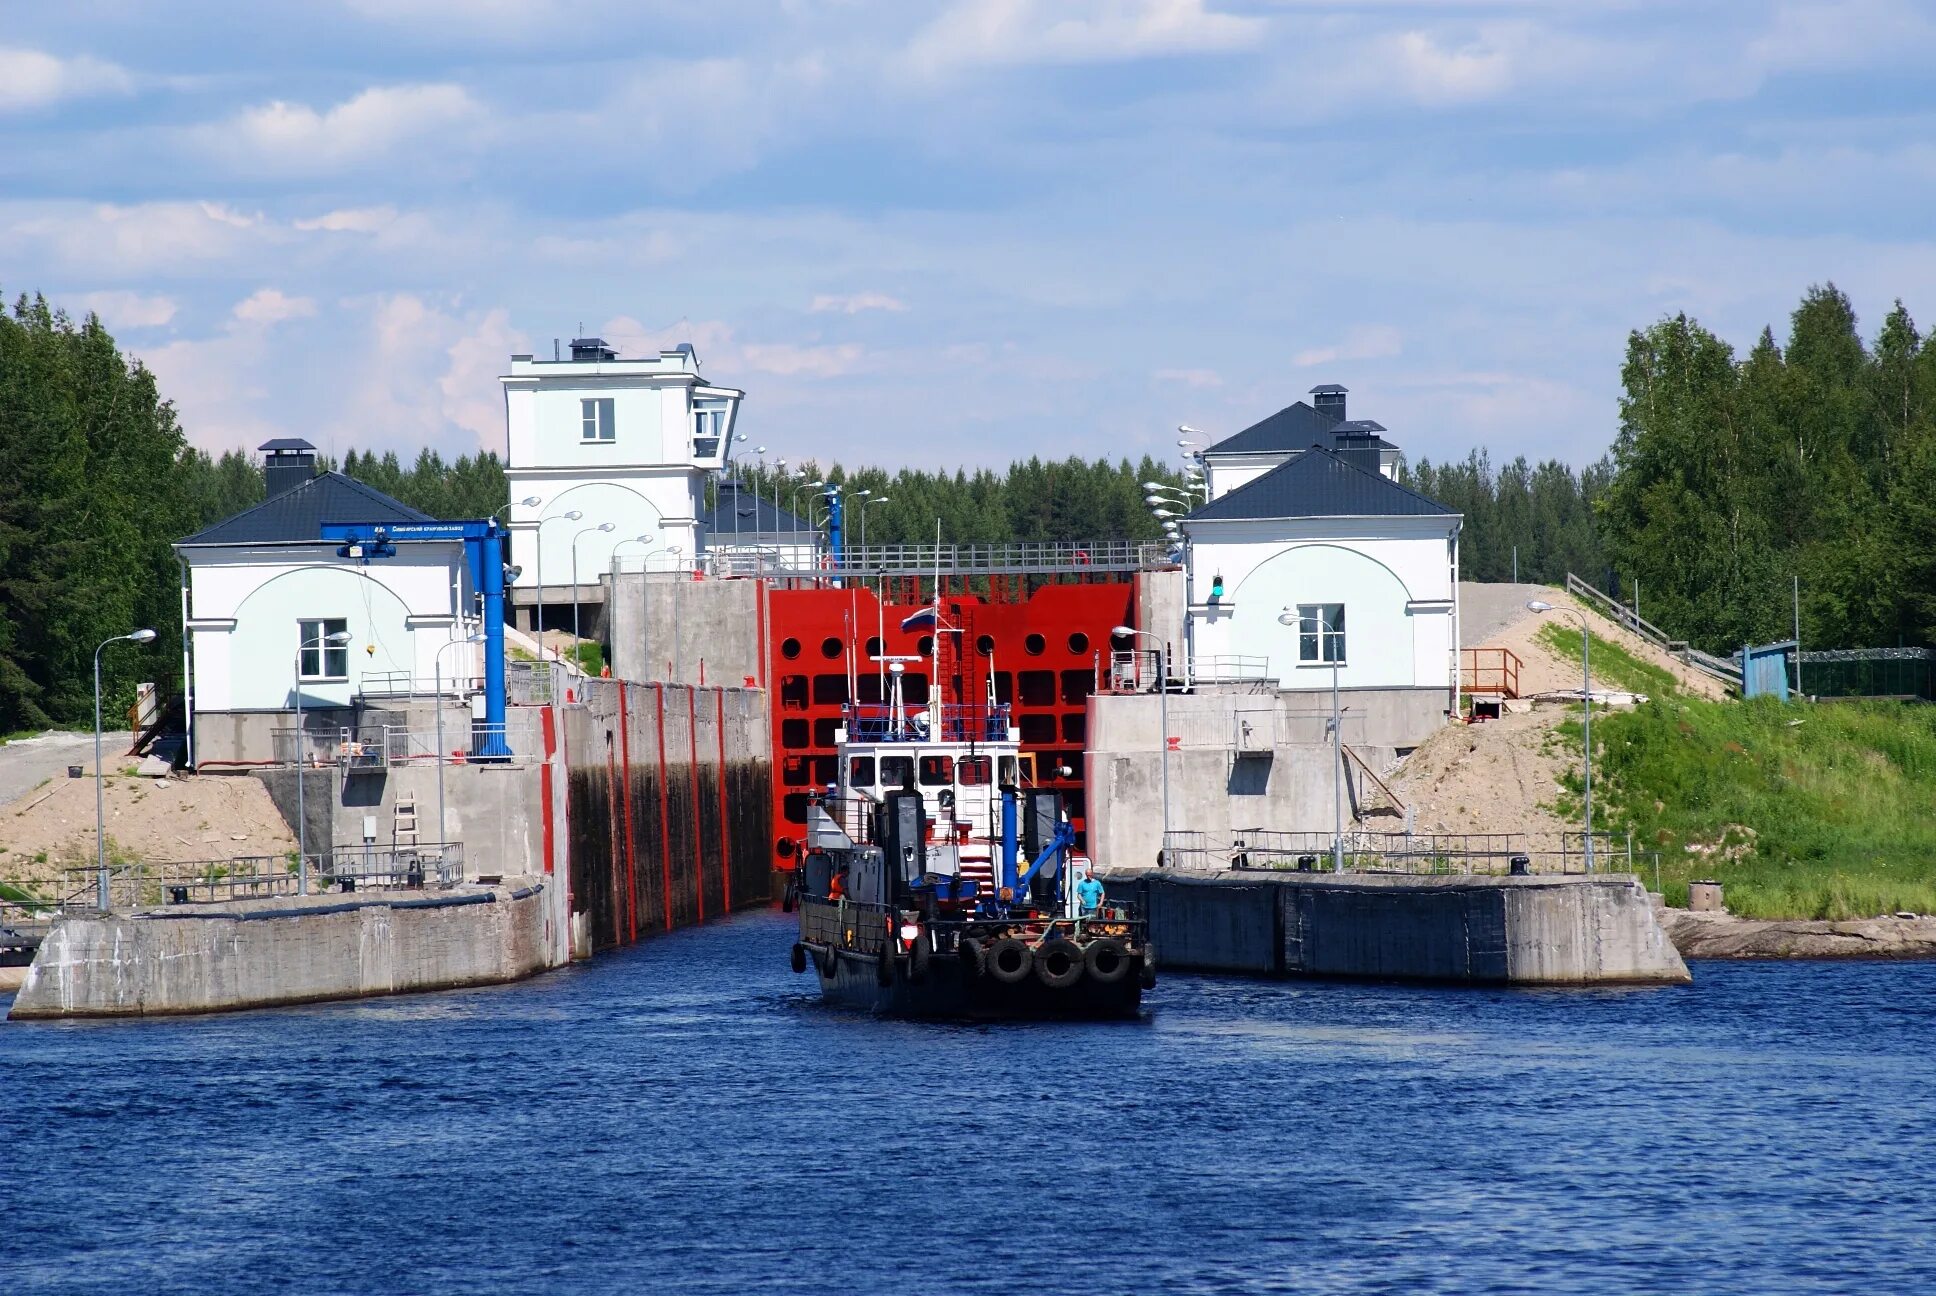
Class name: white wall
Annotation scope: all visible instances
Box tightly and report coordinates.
[186,545,470,711]
[1204,453,1289,502]
[1186,520,1458,693]
[506,477,691,590]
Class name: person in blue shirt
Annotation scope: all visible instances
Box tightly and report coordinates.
[1075,869,1105,915]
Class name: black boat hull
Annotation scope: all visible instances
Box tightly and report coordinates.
[812,945,1144,1019]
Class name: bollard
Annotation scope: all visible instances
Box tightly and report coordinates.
[1689,880,1725,912]
[1297,854,1317,873]
[1509,854,1531,876]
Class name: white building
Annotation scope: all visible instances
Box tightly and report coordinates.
[501,337,743,631]
[1183,389,1462,716]
[176,440,480,767]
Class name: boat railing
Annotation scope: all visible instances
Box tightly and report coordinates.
[843,702,1012,743]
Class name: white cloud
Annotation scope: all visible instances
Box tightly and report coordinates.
[74,291,177,329]
[209,84,485,171]
[1154,367,1221,388]
[442,308,528,447]
[1293,325,1403,368]
[232,288,316,325]
[0,47,133,112]
[740,341,867,377]
[598,315,868,379]
[1389,29,1514,106]
[0,201,276,277]
[907,0,1263,74]
[810,291,907,314]
[294,206,400,233]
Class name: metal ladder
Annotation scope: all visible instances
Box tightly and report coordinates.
[393,793,420,849]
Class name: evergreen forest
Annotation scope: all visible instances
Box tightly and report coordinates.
[1,281,1930,729]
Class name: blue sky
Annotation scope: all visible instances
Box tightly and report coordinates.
[5,1,1935,473]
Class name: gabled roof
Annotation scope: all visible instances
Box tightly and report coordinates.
[1187,445,1456,523]
[1202,400,1341,456]
[702,481,814,536]
[178,472,435,546]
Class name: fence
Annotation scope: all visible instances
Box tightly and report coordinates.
[1461,647,1521,698]
[1160,828,1636,876]
[54,842,468,913]
[1798,647,1936,700]
[1107,650,1270,693]
[269,715,546,769]
[357,672,482,700]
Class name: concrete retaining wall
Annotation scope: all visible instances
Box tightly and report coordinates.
[605,571,763,688]
[8,884,554,1019]
[560,678,771,954]
[1110,869,1690,985]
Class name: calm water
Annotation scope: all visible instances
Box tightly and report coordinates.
[5,912,1934,1295]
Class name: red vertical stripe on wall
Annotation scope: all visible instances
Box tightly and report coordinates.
[618,682,638,944]
[654,683,673,932]
[715,688,731,912]
[689,686,704,923]
[539,705,557,877]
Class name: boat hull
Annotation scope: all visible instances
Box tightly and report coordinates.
[810,945,1144,1020]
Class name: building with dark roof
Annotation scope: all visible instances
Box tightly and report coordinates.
[1178,390,1462,717]
[172,440,483,766]
[698,480,819,573]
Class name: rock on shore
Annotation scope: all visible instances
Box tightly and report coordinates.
[1662,907,1936,959]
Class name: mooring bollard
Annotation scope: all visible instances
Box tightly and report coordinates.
[1509,854,1531,876]
[1689,880,1725,912]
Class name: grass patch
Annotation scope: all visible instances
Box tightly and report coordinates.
[1536,623,1682,698]
[1587,694,1936,918]
[569,641,604,675]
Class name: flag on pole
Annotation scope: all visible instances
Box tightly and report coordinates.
[899,606,938,632]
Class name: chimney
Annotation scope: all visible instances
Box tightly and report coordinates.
[1310,383,1347,423]
[1330,420,1385,475]
[259,439,318,499]
[569,336,617,362]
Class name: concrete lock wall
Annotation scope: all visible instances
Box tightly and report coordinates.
[1113,870,1690,985]
[8,886,553,1019]
[1084,687,1448,871]
[605,571,763,688]
[560,677,771,955]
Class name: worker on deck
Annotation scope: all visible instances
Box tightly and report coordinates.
[1075,869,1105,915]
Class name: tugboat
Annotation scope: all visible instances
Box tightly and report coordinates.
[785,628,1153,1018]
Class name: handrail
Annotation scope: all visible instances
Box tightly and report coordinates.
[1563,573,1740,688]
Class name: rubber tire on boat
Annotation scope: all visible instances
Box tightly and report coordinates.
[790,942,808,975]
[1035,938,1085,990]
[986,937,1033,985]
[958,937,986,978]
[1083,937,1131,985]
[814,944,838,979]
[1139,942,1158,990]
[909,930,933,981]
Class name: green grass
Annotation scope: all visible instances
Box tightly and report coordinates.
[569,642,605,675]
[1536,623,1683,699]
[1582,694,1936,919]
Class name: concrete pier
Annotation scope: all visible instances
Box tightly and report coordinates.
[1108,869,1691,985]
[7,882,555,1019]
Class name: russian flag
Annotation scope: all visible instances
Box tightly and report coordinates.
[900,606,938,632]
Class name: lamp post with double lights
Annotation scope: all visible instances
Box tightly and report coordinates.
[294,628,355,895]
[531,506,583,659]
[570,521,616,663]
[859,494,890,557]
[1112,626,1170,865]
[1527,600,1596,872]
[93,628,157,909]
[1280,608,1345,873]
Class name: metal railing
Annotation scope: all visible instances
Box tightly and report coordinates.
[1108,650,1270,693]
[357,672,483,699]
[507,662,557,705]
[843,702,1012,743]
[1461,647,1522,698]
[55,842,468,913]
[1190,655,1271,684]
[1564,572,1740,688]
[1156,828,1637,876]
[768,539,1169,577]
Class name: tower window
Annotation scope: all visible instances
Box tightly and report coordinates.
[581,398,615,442]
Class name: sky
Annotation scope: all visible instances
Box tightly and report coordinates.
[5,0,1935,474]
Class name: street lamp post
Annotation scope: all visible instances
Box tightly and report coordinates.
[1280,609,1345,872]
[1113,627,1170,865]
[860,495,890,560]
[571,521,616,665]
[93,628,157,909]
[294,628,355,896]
[434,634,484,855]
[1528,600,1595,872]
[610,533,655,576]
[533,508,583,659]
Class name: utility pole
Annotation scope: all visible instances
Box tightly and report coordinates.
[1794,574,1803,695]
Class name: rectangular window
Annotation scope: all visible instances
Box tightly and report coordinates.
[693,405,723,456]
[919,754,954,786]
[848,756,876,789]
[581,397,615,442]
[298,618,348,680]
[958,755,992,786]
[879,756,914,790]
[1297,603,1346,664]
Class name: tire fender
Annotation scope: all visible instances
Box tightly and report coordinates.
[1035,938,1086,990]
[986,937,1033,985]
[1083,937,1131,985]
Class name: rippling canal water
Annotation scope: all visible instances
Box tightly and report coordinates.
[6,911,1934,1294]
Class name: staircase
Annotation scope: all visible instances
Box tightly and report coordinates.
[1563,573,1741,689]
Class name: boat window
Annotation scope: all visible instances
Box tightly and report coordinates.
[880,756,914,789]
[958,755,992,786]
[999,756,1018,786]
[919,754,953,786]
[848,755,875,788]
